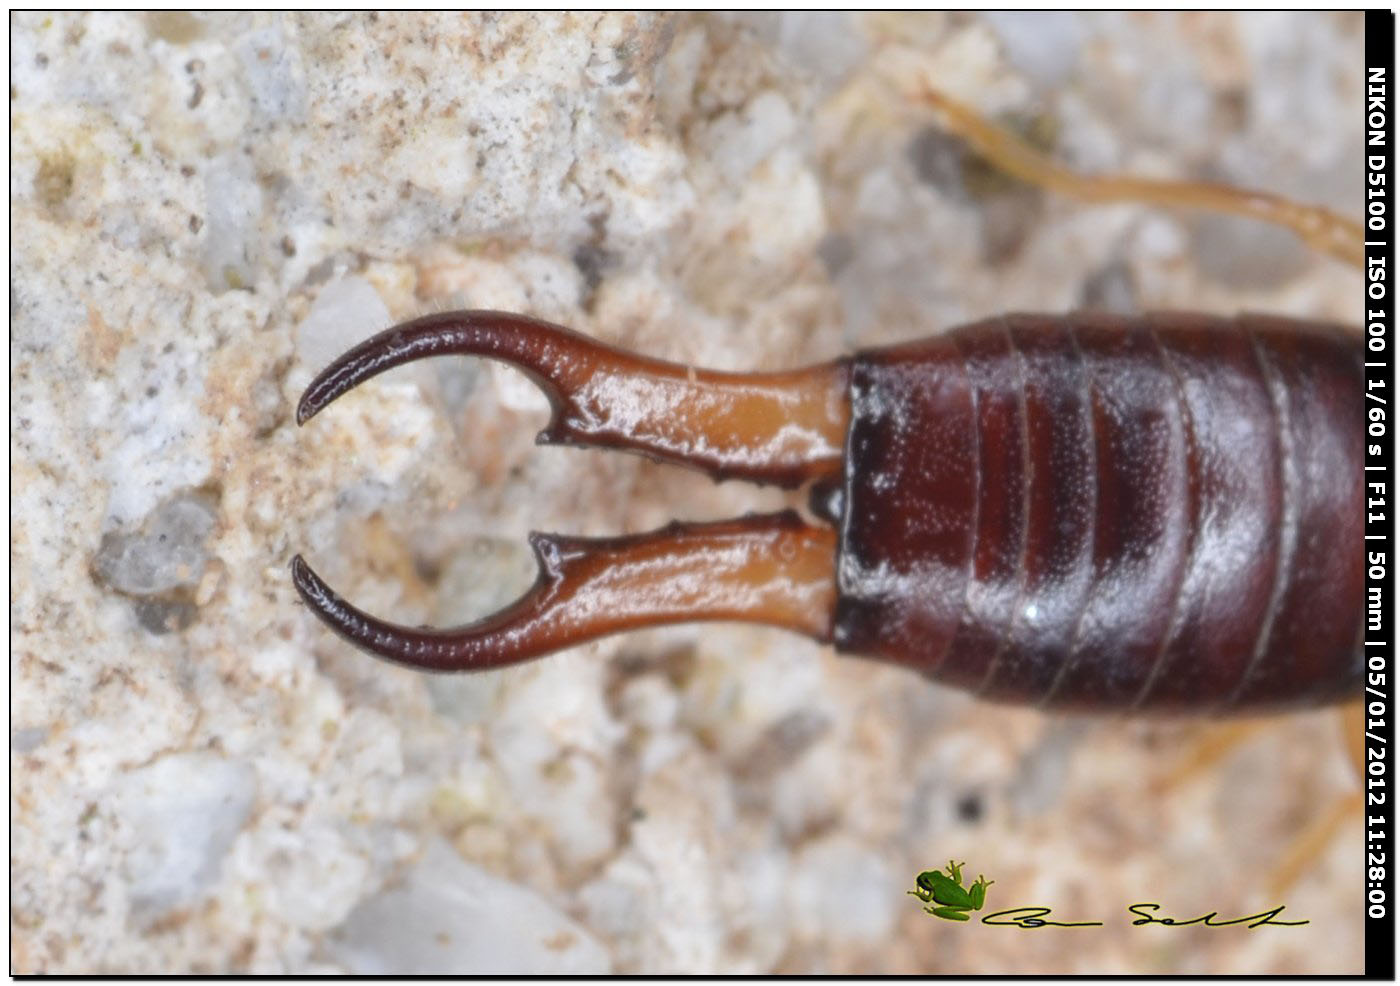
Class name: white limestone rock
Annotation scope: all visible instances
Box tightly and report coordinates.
[326,840,610,974]
[109,752,258,924]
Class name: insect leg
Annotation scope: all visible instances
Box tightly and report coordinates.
[918,87,1363,269]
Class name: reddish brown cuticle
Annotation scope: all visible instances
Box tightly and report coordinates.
[834,312,1360,713]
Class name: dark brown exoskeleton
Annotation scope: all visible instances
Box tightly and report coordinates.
[291,307,1362,714]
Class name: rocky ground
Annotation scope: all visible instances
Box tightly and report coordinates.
[12,11,1365,973]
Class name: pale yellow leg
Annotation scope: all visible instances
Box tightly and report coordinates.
[918,87,1364,269]
[1150,721,1268,796]
[1257,702,1367,897]
[1267,790,1364,898]
[1148,714,1363,897]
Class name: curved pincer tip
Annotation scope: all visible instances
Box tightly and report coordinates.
[289,553,390,655]
[295,310,588,427]
[295,322,432,425]
[291,552,480,672]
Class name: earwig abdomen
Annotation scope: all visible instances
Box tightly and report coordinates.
[833,312,1363,713]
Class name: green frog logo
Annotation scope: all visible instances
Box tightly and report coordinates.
[909,860,994,922]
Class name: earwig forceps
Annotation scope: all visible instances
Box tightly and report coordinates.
[290,310,850,674]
